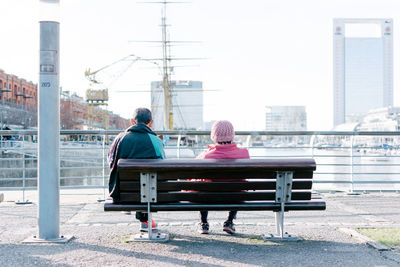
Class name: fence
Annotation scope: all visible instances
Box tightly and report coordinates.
[1,130,400,201]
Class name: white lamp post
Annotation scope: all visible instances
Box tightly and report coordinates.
[24,0,72,243]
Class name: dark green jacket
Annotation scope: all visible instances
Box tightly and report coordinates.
[108,124,165,202]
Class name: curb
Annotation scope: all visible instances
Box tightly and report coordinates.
[338,227,390,251]
[0,193,3,203]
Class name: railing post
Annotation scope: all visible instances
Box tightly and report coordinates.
[310,135,315,158]
[245,135,251,150]
[22,141,26,202]
[177,134,181,159]
[15,140,30,205]
[350,135,354,193]
[101,134,106,201]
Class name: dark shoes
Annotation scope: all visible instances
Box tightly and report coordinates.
[198,221,236,235]
[223,220,236,234]
[198,222,209,234]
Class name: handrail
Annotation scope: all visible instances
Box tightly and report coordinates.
[1,130,400,136]
[1,130,400,196]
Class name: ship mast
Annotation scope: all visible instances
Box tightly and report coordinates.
[161,0,173,130]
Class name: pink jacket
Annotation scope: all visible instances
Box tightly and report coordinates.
[197,143,250,160]
[195,143,250,182]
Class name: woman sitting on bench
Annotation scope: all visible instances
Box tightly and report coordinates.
[196,120,250,234]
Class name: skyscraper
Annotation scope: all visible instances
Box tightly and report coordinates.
[151,80,203,130]
[333,18,393,126]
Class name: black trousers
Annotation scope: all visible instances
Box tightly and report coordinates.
[136,211,148,222]
[200,210,237,223]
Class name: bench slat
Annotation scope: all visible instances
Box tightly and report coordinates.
[118,158,317,170]
[119,180,313,192]
[104,198,326,212]
[119,191,312,203]
[119,170,314,180]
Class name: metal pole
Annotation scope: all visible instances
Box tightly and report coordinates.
[101,134,106,201]
[22,146,26,202]
[350,135,354,193]
[38,21,60,240]
[177,134,181,158]
[15,142,33,205]
[245,135,251,149]
[161,1,172,130]
[310,135,315,158]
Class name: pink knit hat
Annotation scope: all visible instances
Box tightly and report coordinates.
[211,120,235,143]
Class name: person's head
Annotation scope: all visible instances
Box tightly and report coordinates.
[211,120,235,144]
[131,107,153,127]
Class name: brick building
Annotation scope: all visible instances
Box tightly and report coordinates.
[60,92,130,130]
[0,69,129,129]
[0,69,37,110]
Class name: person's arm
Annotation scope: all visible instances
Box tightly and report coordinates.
[107,132,124,167]
[196,150,208,159]
[196,144,215,159]
[149,134,166,159]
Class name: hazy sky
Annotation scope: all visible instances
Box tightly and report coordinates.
[1,0,400,130]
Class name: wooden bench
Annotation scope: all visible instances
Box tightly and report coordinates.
[104,158,326,241]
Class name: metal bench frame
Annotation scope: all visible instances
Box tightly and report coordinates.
[105,158,325,242]
[134,170,300,242]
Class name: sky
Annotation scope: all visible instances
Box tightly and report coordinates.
[1,0,400,130]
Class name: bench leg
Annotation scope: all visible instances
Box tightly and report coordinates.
[262,171,301,241]
[262,211,301,242]
[148,204,152,239]
[127,172,169,242]
[275,211,284,237]
[128,211,169,242]
[129,231,169,242]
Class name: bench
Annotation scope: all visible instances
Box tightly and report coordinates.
[104,158,326,242]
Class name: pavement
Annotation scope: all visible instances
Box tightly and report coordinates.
[1,189,400,267]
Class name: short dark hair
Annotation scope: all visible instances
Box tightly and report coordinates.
[133,108,152,124]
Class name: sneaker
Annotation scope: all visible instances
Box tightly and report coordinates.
[140,220,158,232]
[198,222,209,234]
[223,220,236,234]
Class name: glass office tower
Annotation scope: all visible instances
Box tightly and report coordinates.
[333,19,393,126]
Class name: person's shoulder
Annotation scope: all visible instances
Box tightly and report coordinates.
[235,146,250,158]
[237,146,249,152]
[197,145,218,158]
[147,132,166,158]
[148,133,163,143]
[116,130,133,143]
[110,131,126,145]
[116,131,127,139]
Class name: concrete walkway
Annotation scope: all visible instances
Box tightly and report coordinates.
[1,190,400,266]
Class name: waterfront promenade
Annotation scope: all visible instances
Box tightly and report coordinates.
[1,189,400,266]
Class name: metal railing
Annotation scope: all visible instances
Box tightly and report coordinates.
[1,130,400,201]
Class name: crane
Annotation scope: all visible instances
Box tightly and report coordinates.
[84,54,141,130]
[84,54,140,85]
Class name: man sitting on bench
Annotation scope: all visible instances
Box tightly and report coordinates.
[108,107,165,232]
